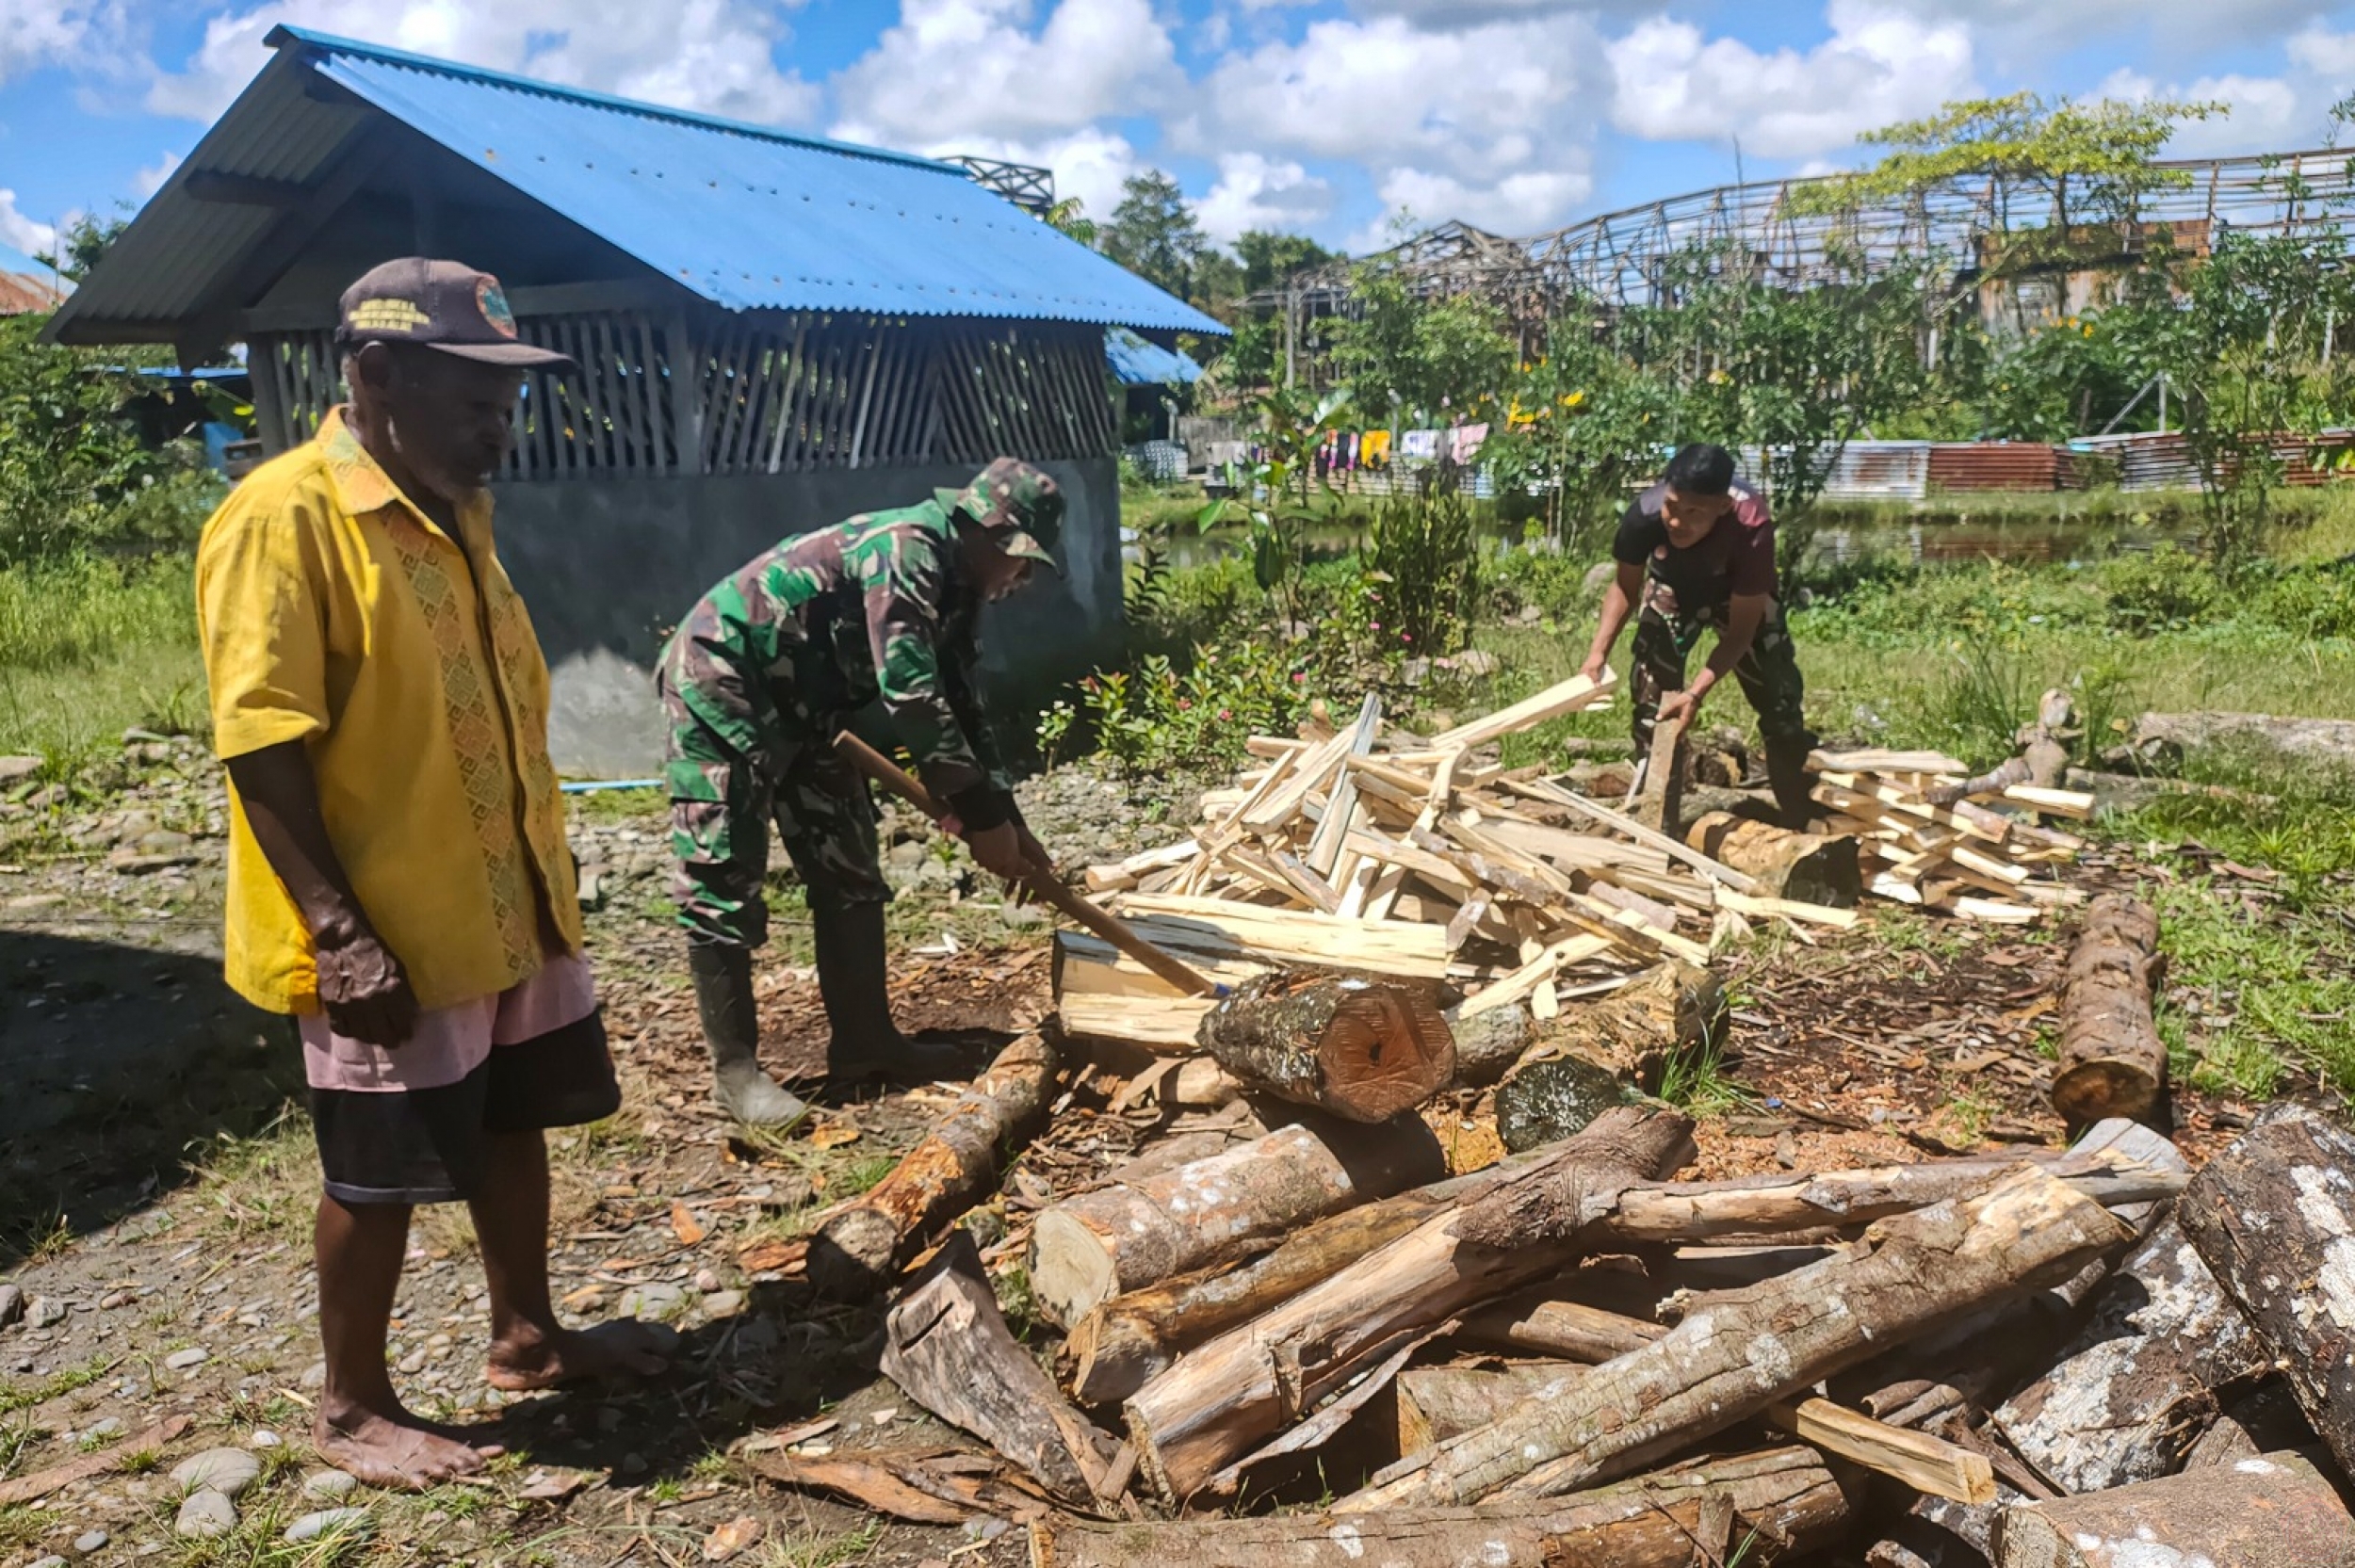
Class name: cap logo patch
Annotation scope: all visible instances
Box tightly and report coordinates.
[349,298,429,333]
[476,279,519,339]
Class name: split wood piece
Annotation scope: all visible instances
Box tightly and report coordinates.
[1494,961,1724,1126]
[1027,1120,1447,1330]
[1194,971,1457,1123]
[1631,719,1689,832]
[1123,1106,1697,1505]
[2000,784,2095,820]
[1029,1446,1850,1568]
[1765,1398,1995,1506]
[1110,896,1454,981]
[1397,1364,1579,1453]
[1426,670,1616,753]
[745,1446,1040,1526]
[1991,1214,2266,1494]
[1240,727,1361,835]
[1055,931,1271,1003]
[1059,993,1215,1050]
[1452,935,1615,1022]
[1511,777,1760,893]
[1467,816,1676,878]
[1717,888,1861,929]
[1066,1156,1552,1409]
[1926,753,2031,808]
[1992,1451,2355,1568]
[1454,1277,1671,1364]
[1304,695,1381,878]
[1687,812,1862,908]
[1084,840,1199,895]
[1813,778,2016,845]
[2177,1104,2355,1479]
[1812,748,1970,775]
[880,1232,1120,1511]
[1339,1166,2133,1511]
[2050,893,2167,1123]
[806,1031,1064,1300]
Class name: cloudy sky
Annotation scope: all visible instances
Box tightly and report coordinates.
[7,0,2355,276]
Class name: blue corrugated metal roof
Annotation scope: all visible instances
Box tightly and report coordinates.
[1106,328,1203,386]
[275,27,1226,335]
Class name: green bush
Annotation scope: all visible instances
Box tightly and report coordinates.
[1487,540,1602,623]
[2098,545,2220,631]
[1058,639,1316,775]
[2247,564,2355,641]
[1363,490,1481,657]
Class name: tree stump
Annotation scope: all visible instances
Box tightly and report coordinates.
[1195,971,1456,1123]
[2177,1105,2355,1479]
[2050,895,2166,1123]
[1686,812,1861,907]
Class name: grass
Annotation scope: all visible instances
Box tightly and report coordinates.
[0,1356,113,1418]
[0,553,205,769]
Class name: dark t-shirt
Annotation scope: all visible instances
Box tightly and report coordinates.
[1612,481,1778,610]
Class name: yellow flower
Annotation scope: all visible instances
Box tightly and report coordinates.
[1562,391,1585,408]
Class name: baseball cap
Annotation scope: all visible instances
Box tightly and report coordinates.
[937,458,1064,574]
[336,257,575,370]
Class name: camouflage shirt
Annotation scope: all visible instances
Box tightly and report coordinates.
[664,500,1009,816]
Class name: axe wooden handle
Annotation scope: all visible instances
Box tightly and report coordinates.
[833,732,1223,999]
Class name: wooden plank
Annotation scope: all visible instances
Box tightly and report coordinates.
[1766,1398,1995,1505]
[1507,778,1759,894]
[1454,935,1616,1019]
[1810,749,1969,775]
[1109,895,1454,980]
[1306,695,1382,878]
[2000,784,2097,820]
[1717,889,1861,929]
[1428,671,1617,752]
[1054,931,1270,1001]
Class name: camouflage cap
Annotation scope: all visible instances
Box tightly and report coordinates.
[937,458,1064,574]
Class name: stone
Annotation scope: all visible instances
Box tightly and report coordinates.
[74,1530,109,1553]
[29,1555,67,1568]
[27,1296,68,1330]
[0,755,41,784]
[999,902,1048,931]
[299,1359,327,1390]
[301,1470,359,1502]
[248,1430,280,1449]
[701,1291,746,1317]
[171,1447,263,1498]
[86,1417,122,1440]
[175,1491,237,1540]
[0,1284,22,1328]
[163,1347,208,1370]
[693,1268,723,1293]
[618,1282,686,1320]
[284,1508,370,1544]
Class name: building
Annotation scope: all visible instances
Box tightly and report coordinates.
[0,272,65,315]
[47,27,1223,774]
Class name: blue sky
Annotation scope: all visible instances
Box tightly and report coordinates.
[8,0,2355,279]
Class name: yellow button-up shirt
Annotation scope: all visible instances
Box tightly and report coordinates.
[196,408,583,1015]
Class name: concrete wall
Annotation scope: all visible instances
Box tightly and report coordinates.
[489,457,1123,777]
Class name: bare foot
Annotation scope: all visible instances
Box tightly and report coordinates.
[485,1317,671,1392]
[314,1405,502,1493]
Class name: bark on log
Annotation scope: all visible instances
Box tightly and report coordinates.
[1065,1159,1538,1409]
[1493,962,1724,1144]
[1030,1447,1851,1568]
[1340,1167,2133,1511]
[1397,1364,1582,1452]
[1123,1106,1697,1505]
[2128,709,2355,777]
[2050,895,2167,1123]
[1686,812,1861,908]
[1027,1121,1446,1330]
[1454,1285,1666,1365]
[2177,1104,2355,1479]
[1445,1003,1532,1087]
[807,1031,1064,1300]
[1194,971,1457,1123]
[1993,1451,2355,1568]
[1991,1217,2266,1494]
[879,1233,1119,1510]
[2183,1382,2315,1471]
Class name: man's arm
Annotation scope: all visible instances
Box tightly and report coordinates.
[1582,560,1648,681]
[225,742,418,1046]
[1658,591,1768,732]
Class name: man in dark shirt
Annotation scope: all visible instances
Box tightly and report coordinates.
[1579,443,1818,826]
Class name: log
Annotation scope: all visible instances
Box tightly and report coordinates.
[1990,1216,2267,1494]
[2051,894,2166,1123]
[1396,1364,1580,1451]
[1030,1446,1851,1568]
[879,1232,1119,1510]
[1027,1120,1446,1330]
[1340,1167,2133,1510]
[1455,1286,1666,1365]
[1064,1156,1555,1409]
[2183,1382,2314,1471]
[1445,1002,1531,1086]
[1992,1451,2355,1568]
[1194,971,1456,1123]
[1495,962,1722,1138]
[1123,1106,1697,1504]
[807,1031,1064,1299]
[1631,719,1688,832]
[2177,1104,2355,1479]
[2128,709,2355,777]
[1687,811,1861,907]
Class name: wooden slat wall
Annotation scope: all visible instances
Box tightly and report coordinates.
[252,311,1122,473]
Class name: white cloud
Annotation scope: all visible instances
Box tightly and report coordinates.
[1881,0,2336,59]
[148,0,817,125]
[829,0,1181,149]
[1608,0,1976,160]
[0,188,58,257]
[0,0,106,82]
[1350,166,1591,251]
[1194,153,1332,242]
[932,125,1145,223]
[2093,26,2355,160]
[1178,8,1611,241]
[131,151,183,199]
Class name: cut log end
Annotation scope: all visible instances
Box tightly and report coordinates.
[1315,984,1457,1121]
[1197,971,1457,1123]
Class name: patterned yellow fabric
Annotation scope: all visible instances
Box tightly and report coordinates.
[196,408,582,1014]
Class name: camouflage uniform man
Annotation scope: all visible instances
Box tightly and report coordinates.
[1581,443,1819,826]
[659,459,1062,1123]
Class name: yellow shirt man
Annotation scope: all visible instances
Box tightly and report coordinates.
[197,406,583,1016]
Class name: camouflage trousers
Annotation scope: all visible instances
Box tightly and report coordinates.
[658,665,889,952]
[1629,577,1816,752]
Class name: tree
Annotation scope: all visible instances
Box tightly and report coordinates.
[1327,267,1514,423]
[1103,170,1210,304]
[1234,232,1337,297]
[1044,196,1097,249]
[1481,326,1679,548]
[34,211,128,284]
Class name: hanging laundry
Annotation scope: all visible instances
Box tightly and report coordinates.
[1452,423,1490,462]
[1360,429,1392,467]
[1401,428,1440,461]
